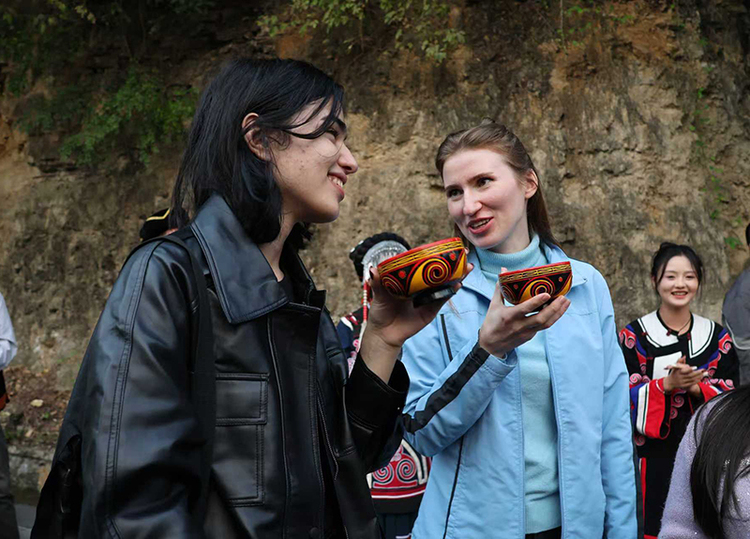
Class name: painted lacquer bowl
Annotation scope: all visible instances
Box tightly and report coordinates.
[377,237,467,303]
[499,261,572,306]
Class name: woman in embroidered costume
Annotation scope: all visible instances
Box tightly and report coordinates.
[619,242,739,539]
[337,232,431,539]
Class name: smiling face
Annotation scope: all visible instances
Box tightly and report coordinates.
[653,255,700,310]
[269,101,358,225]
[442,148,537,254]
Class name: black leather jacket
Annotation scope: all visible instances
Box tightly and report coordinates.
[64,195,408,538]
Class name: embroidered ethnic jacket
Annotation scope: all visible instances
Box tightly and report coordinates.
[619,311,739,537]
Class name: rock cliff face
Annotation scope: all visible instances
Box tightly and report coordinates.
[309,0,750,326]
[0,0,748,488]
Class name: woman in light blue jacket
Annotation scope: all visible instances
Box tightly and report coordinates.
[399,121,637,539]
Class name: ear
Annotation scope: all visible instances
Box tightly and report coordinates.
[242,113,269,160]
[523,169,539,200]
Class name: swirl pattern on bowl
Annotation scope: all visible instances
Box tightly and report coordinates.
[499,261,572,305]
[378,238,467,299]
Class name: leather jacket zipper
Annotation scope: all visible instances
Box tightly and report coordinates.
[316,396,340,480]
[317,396,349,539]
[267,316,290,539]
[311,384,325,534]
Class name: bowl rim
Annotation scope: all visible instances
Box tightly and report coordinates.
[499,260,572,280]
[376,236,463,271]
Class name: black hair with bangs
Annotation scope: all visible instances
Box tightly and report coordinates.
[650,242,704,289]
[171,58,345,248]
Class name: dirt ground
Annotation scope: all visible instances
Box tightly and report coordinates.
[1,365,70,449]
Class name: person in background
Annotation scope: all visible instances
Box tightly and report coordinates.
[722,223,750,385]
[619,242,739,539]
[400,120,637,539]
[0,292,19,539]
[659,385,750,538]
[337,233,431,539]
[138,207,185,241]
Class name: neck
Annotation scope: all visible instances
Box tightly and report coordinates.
[476,234,544,280]
[489,225,532,254]
[259,214,296,281]
[658,304,692,333]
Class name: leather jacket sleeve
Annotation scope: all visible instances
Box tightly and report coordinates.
[345,355,409,472]
[77,241,209,538]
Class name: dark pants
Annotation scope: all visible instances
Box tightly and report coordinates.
[525,527,561,539]
[377,512,418,539]
[0,423,19,539]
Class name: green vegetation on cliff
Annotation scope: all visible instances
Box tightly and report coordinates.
[0,0,211,166]
[1,0,469,168]
[258,0,465,62]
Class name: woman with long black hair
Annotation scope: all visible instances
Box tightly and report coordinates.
[619,243,739,539]
[660,386,750,537]
[33,58,457,539]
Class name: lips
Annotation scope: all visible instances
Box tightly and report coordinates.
[328,173,346,198]
[468,217,493,234]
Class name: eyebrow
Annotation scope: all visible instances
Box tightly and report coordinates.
[334,118,348,139]
[443,172,494,192]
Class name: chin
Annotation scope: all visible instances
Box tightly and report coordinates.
[307,208,340,224]
[472,234,507,252]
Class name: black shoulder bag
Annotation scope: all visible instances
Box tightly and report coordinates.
[31,232,216,538]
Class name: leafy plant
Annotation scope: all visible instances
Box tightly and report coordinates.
[1,1,207,168]
[725,236,742,250]
[59,66,197,166]
[556,0,636,49]
[257,0,465,63]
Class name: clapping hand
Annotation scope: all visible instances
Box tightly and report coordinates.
[663,356,705,396]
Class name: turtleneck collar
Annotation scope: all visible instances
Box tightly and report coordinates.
[476,234,547,284]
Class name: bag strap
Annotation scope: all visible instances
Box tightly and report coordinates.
[32,231,216,539]
[143,230,216,521]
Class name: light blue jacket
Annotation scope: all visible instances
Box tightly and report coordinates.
[401,243,637,539]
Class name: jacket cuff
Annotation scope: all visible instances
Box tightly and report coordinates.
[470,341,518,376]
[347,356,409,427]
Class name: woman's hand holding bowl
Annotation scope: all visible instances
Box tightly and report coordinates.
[359,255,474,383]
[478,268,570,358]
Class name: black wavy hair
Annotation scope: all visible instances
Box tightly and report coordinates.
[171,58,345,249]
[691,386,750,538]
[651,242,704,289]
[349,232,411,280]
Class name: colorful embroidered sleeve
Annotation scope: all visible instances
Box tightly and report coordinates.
[619,325,672,439]
[694,328,738,403]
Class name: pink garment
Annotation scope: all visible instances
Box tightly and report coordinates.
[660,401,750,538]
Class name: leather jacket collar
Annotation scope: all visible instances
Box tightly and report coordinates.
[190,194,322,324]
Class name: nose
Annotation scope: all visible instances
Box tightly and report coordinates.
[338,143,358,175]
[462,190,481,216]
